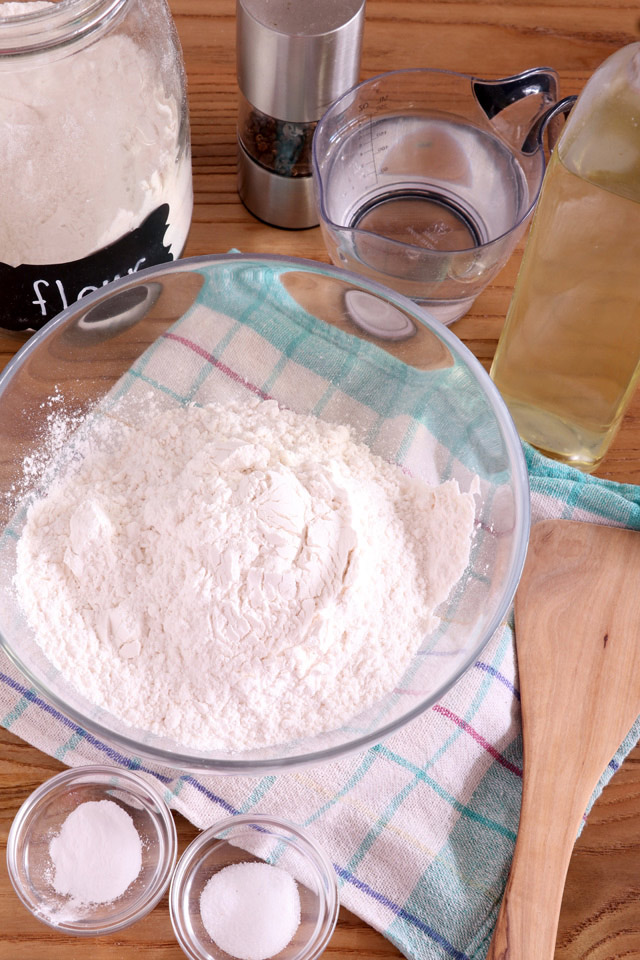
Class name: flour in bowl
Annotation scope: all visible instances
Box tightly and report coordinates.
[14,396,476,751]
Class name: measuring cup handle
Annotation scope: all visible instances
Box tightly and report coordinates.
[519,94,577,154]
[473,67,558,119]
[473,67,565,153]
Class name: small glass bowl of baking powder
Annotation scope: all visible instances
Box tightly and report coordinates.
[169,814,339,960]
[6,763,177,936]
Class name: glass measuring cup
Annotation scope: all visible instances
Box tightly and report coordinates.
[313,67,567,325]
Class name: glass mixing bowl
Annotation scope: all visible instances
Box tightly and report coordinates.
[0,254,529,774]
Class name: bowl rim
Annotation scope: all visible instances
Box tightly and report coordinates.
[0,252,530,774]
[168,812,340,960]
[5,762,178,936]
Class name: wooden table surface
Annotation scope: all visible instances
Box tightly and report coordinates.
[2,1,640,957]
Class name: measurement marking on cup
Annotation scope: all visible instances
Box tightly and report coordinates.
[366,115,380,183]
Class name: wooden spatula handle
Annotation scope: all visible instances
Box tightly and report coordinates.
[486,519,640,960]
[486,793,584,960]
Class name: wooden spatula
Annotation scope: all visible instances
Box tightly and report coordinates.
[486,518,640,960]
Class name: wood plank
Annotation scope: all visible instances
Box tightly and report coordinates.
[1,1,639,957]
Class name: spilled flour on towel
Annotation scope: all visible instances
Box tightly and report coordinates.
[14,396,476,751]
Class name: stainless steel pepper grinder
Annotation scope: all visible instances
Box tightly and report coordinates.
[236,0,365,229]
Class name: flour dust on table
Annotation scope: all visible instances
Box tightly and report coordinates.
[13,394,477,751]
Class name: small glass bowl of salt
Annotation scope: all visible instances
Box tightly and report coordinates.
[169,814,339,960]
[6,763,177,935]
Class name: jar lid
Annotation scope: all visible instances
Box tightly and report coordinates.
[236,0,365,122]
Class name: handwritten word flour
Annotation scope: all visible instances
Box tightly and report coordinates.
[14,397,476,751]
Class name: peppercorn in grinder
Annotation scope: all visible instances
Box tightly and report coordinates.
[236,0,365,229]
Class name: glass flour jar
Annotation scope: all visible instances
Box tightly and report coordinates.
[0,0,193,332]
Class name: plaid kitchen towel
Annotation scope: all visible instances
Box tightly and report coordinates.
[1,256,640,960]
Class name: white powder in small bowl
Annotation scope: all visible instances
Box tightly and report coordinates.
[49,799,142,906]
[200,862,301,960]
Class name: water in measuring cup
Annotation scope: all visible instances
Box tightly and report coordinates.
[322,113,529,322]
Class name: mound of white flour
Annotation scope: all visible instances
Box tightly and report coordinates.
[14,396,476,751]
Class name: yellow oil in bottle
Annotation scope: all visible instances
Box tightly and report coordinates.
[490,44,640,471]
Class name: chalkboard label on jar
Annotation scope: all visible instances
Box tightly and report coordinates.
[0,205,174,332]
